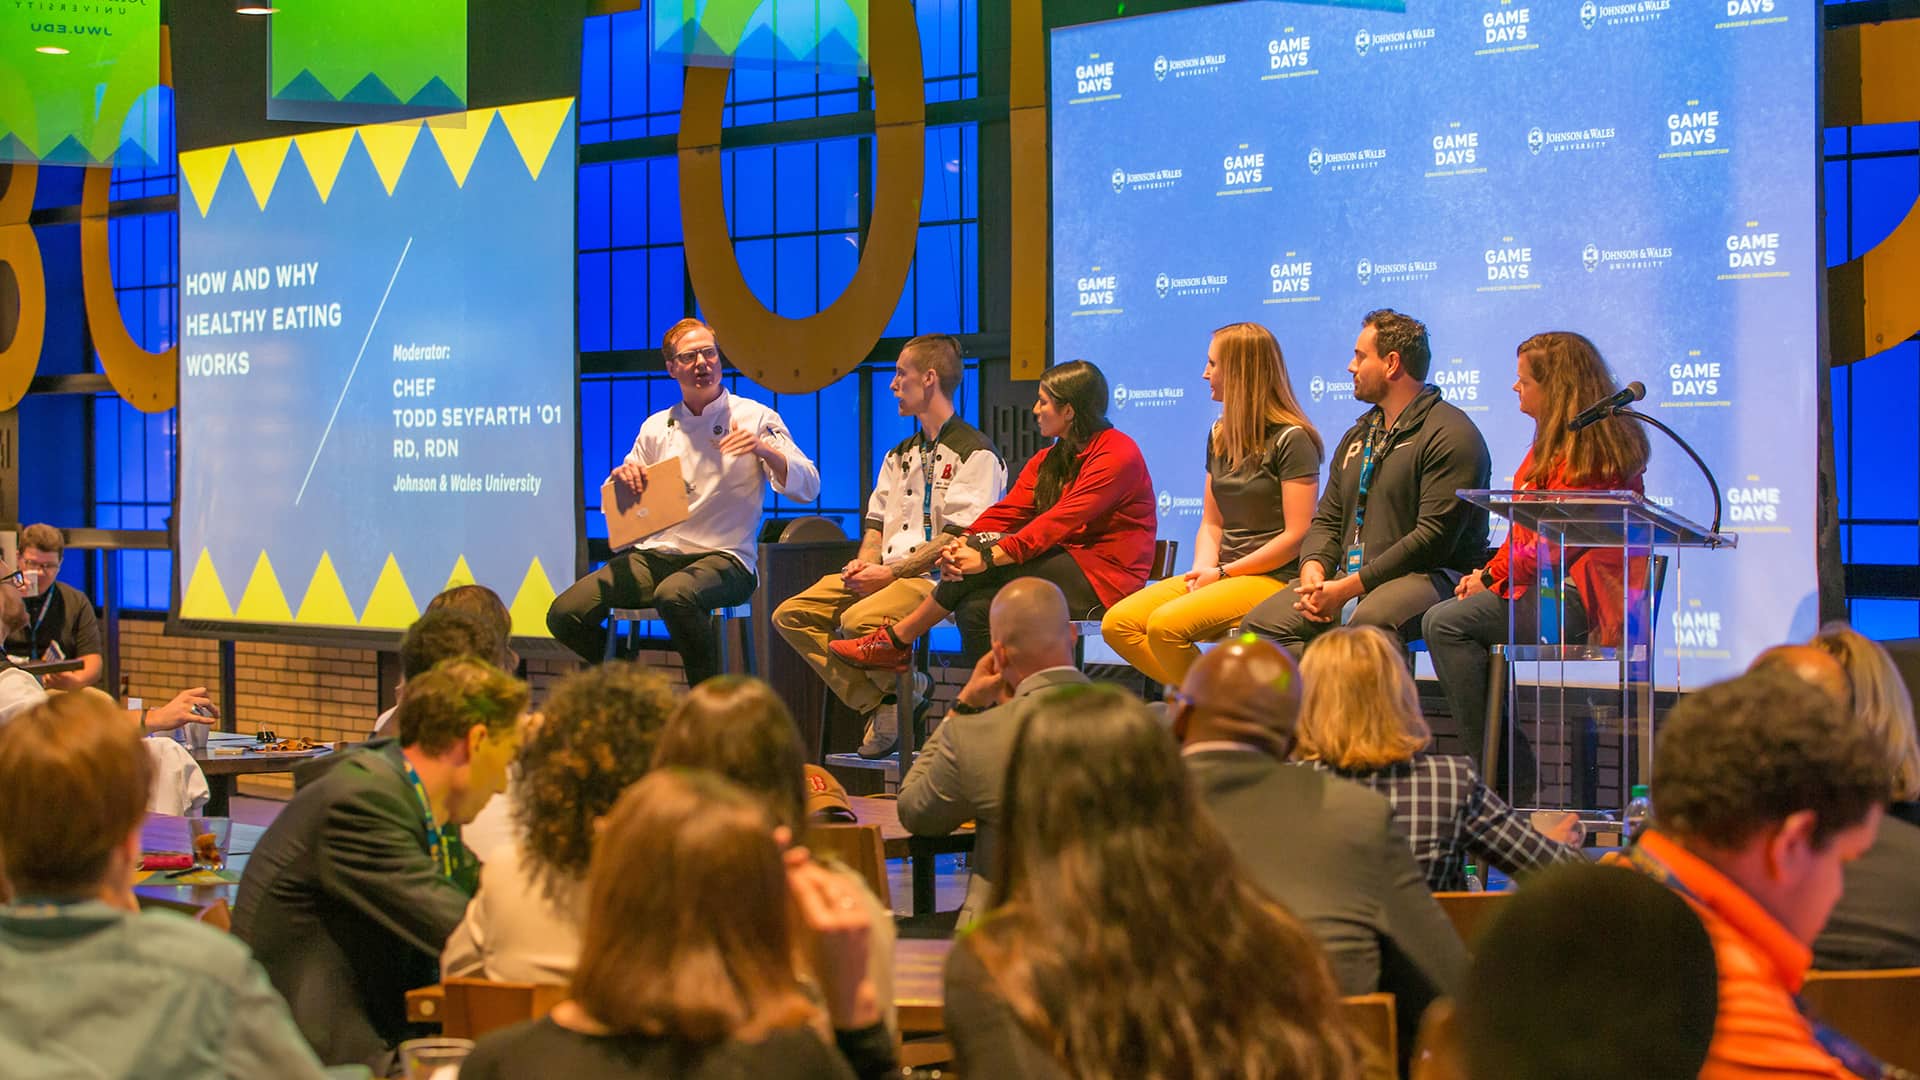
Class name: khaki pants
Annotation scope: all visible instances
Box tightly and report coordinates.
[772,573,935,714]
[1100,574,1289,686]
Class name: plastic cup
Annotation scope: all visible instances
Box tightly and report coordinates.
[399,1037,474,1079]
[186,816,231,870]
[183,722,210,753]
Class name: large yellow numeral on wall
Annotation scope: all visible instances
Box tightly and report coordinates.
[0,165,47,412]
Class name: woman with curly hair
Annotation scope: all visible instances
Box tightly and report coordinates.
[945,683,1380,1080]
[442,661,678,983]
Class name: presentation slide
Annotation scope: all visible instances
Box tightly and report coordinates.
[268,0,467,122]
[0,2,163,166]
[1051,1,1816,684]
[175,98,577,639]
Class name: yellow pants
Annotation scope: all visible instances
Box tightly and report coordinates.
[772,573,935,714]
[1100,574,1288,686]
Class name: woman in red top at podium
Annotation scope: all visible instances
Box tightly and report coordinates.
[1420,331,1651,768]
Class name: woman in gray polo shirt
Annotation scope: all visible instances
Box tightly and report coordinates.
[1102,322,1322,686]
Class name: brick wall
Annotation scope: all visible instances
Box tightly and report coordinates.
[115,618,630,797]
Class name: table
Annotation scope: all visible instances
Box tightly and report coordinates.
[847,794,975,917]
[895,938,952,1034]
[192,733,336,815]
[133,813,265,914]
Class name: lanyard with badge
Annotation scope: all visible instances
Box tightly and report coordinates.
[1624,844,1910,1080]
[401,759,457,881]
[915,418,951,541]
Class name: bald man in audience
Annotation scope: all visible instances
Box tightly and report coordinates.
[898,577,1089,926]
[1748,643,1852,709]
[1174,636,1467,1061]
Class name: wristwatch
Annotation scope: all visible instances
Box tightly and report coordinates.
[968,534,998,569]
[1478,568,1496,589]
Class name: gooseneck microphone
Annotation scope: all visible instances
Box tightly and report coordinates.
[1567,381,1646,431]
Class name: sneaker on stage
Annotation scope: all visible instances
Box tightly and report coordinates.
[830,625,913,672]
[857,700,899,758]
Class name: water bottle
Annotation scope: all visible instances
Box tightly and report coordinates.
[1624,784,1653,842]
[1462,862,1485,892]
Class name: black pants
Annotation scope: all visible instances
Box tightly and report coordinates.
[1239,569,1460,657]
[932,548,1102,666]
[546,548,756,686]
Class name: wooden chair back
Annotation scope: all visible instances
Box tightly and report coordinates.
[1341,992,1397,1072]
[405,979,568,1040]
[808,823,893,909]
[1801,967,1920,1072]
[1432,890,1511,946]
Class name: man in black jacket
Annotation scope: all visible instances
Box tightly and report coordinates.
[233,658,528,1072]
[1242,308,1490,653]
[1174,636,1467,1062]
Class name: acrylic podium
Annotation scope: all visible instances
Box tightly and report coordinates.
[1455,489,1737,826]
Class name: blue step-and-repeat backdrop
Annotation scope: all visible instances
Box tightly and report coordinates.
[1051,0,1817,684]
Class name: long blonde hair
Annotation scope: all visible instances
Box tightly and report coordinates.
[1812,623,1920,802]
[1517,332,1651,488]
[1295,626,1431,771]
[1209,322,1323,474]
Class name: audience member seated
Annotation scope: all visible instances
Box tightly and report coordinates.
[235,658,529,1073]
[443,662,678,984]
[1618,668,1888,1079]
[372,595,514,739]
[651,675,896,1037]
[1295,625,1583,889]
[897,577,1089,925]
[944,683,1381,1080]
[7,523,104,689]
[0,693,350,1078]
[1173,635,1467,1044]
[461,770,893,1080]
[1807,624,1920,971]
[1415,862,1717,1080]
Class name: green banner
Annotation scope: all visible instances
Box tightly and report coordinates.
[652,0,867,77]
[0,0,163,166]
[268,0,466,122]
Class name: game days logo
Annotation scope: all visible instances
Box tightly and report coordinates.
[1476,4,1537,55]
[1071,267,1123,317]
[1662,348,1727,407]
[1153,52,1227,81]
[1727,479,1784,527]
[1672,603,1725,653]
[1718,0,1786,30]
[1660,100,1728,160]
[1068,54,1120,104]
[1263,32,1317,81]
[1476,238,1538,292]
[1352,22,1437,57]
[1219,144,1271,196]
[1265,255,1317,305]
[1307,143,1388,176]
[1580,0,1670,28]
[1433,358,1485,409]
[1719,220,1789,281]
[1426,122,1486,178]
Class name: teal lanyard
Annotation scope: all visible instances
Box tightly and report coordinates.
[917,418,951,541]
[1350,416,1388,544]
[401,759,455,881]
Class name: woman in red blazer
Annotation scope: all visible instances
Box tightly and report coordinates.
[1420,331,1651,764]
[831,360,1156,676]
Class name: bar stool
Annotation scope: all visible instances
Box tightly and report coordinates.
[603,604,758,675]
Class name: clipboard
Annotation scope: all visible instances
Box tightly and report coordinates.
[601,455,692,550]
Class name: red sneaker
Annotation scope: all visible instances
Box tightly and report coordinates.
[830,625,913,672]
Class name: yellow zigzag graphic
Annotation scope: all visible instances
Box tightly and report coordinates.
[177,98,575,216]
[508,557,559,638]
[179,548,234,621]
[179,550,556,637]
